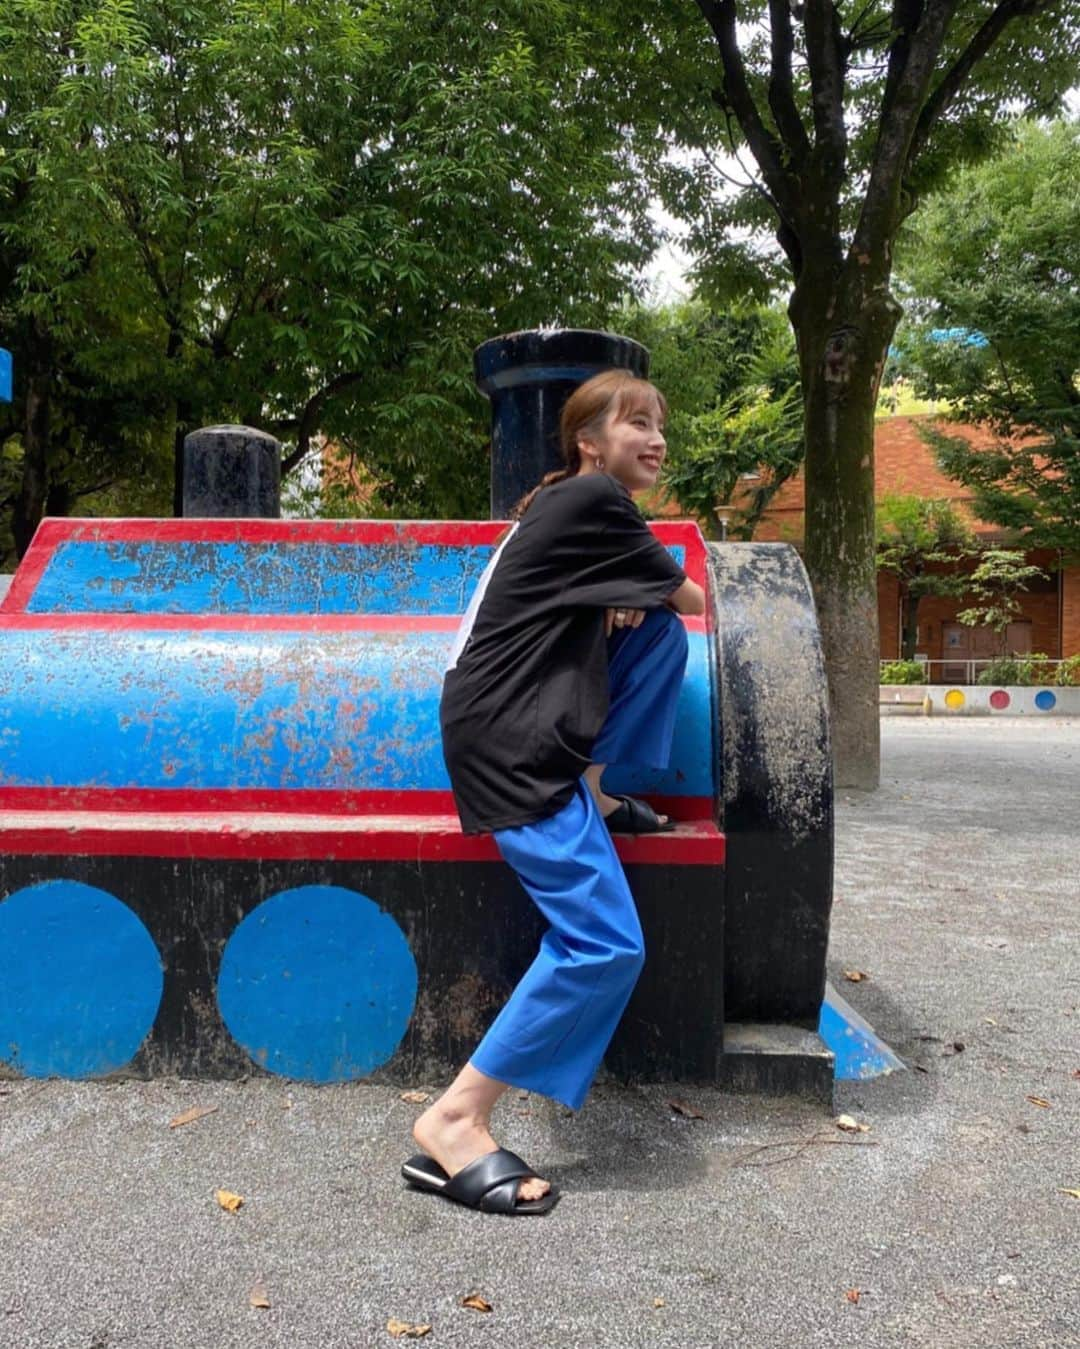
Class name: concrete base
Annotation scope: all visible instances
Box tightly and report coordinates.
[717,1023,835,1106]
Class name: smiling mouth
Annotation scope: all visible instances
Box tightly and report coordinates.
[639,456,662,471]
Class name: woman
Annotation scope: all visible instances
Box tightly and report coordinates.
[401,370,706,1215]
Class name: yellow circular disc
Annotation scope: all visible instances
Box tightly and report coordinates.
[944,688,965,710]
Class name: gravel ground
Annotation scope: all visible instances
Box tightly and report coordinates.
[1,717,1078,1349]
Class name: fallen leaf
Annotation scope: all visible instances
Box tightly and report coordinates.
[215,1189,244,1213]
[1060,1189,1080,1200]
[460,1294,492,1313]
[653,1297,665,1308]
[845,1289,861,1304]
[399,1091,430,1105]
[843,970,869,983]
[249,1282,271,1309]
[983,1017,998,1026]
[1071,1069,1080,1080]
[667,1099,705,1120]
[835,1115,871,1134]
[387,1320,432,1339]
[1026,1096,1051,1108]
[169,1105,218,1129]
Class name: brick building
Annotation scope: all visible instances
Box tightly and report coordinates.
[748,415,1080,676]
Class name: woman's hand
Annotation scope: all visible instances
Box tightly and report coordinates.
[605,606,647,637]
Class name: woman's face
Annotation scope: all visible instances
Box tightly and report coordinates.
[579,397,667,494]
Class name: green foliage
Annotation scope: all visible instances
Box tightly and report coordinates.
[879,661,926,686]
[956,549,1048,650]
[618,299,803,537]
[876,494,974,586]
[1056,654,1080,686]
[0,0,674,555]
[876,493,974,659]
[976,653,1055,687]
[894,119,1080,559]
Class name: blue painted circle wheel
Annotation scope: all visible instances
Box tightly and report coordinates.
[217,885,418,1083]
[1034,689,1056,711]
[0,880,163,1078]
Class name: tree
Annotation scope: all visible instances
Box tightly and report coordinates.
[640,1,1080,785]
[956,548,1048,652]
[1,0,670,557]
[619,299,804,537]
[893,118,1080,560]
[876,493,974,659]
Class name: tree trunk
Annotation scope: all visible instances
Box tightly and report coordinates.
[794,283,900,789]
[11,322,52,559]
[900,589,920,661]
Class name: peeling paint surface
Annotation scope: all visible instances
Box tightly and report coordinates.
[29,542,499,615]
[0,629,712,795]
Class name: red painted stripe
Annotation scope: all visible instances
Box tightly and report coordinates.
[0,613,467,633]
[1,534,54,613]
[0,812,726,864]
[0,787,714,819]
[28,517,516,546]
[0,611,706,635]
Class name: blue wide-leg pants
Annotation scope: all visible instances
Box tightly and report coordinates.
[469,607,689,1109]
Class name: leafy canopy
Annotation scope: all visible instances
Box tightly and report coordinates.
[892,118,1080,558]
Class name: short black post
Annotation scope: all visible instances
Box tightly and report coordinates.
[182,425,281,518]
[474,329,650,518]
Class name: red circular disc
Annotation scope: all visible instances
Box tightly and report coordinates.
[989,689,1010,709]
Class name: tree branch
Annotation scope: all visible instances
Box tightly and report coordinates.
[697,0,803,232]
[767,0,811,169]
[908,0,1049,168]
[281,372,367,476]
[803,0,849,188]
[853,0,957,261]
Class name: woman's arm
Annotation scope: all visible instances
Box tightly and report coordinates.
[666,577,706,615]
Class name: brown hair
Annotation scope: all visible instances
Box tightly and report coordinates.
[511,369,667,518]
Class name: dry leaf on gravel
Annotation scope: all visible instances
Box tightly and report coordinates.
[845,1289,861,1304]
[387,1320,432,1338]
[667,1099,705,1120]
[1060,1189,1080,1200]
[169,1105,218,1129]
[1026,1096,1051,1108]
[249,1282,271,1309]
[400,1091,430,1105]
[842,970,869,983]
[1071,1069,1080,1080]
[653,1297,666,1309]
[835,1115,871,1134]
[215,1189,244,1213]
[460,1294,492,1313]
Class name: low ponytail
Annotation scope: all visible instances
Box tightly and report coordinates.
[510,369,664,519]
[511,466,573,520]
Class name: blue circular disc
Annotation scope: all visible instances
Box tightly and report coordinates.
[0,880,163,1078]
[217,885,418,1083]
[1034,689,1056,711]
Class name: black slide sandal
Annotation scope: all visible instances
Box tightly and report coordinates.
[604,795,676,834]
[401,1148,559,1215]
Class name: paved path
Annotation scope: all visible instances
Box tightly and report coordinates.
[1,719,1078,1348]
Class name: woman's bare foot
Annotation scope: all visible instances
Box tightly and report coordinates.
[413,1093,550,1204]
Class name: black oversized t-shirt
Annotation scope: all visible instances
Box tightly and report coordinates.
[439,472,687,833]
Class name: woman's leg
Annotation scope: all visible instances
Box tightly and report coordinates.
[414,782,644,1192]
[412,1062,550,1204]
[471,782,645,1108]
[589,605,689,818]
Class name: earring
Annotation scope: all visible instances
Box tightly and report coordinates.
[597,455,605,471]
